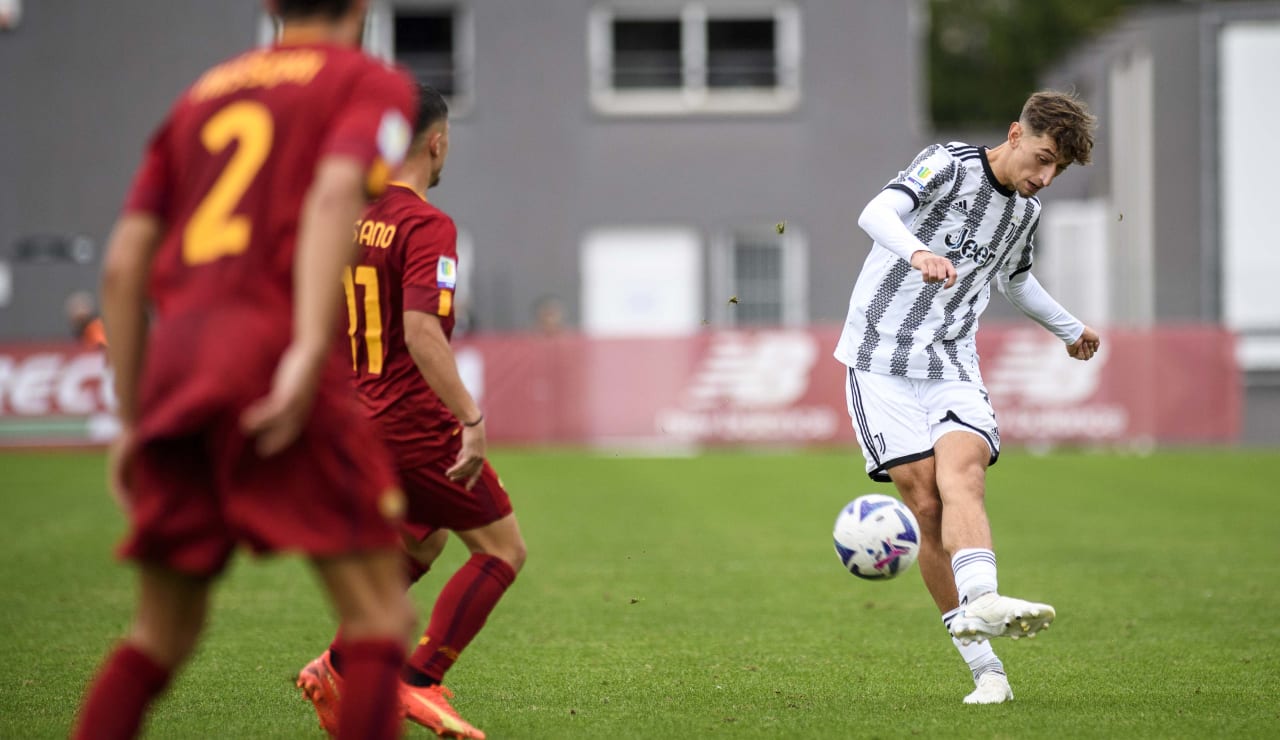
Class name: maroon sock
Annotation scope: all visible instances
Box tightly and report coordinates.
[336,638,405,740]
[72,643,171,740]
[405,554,516,683]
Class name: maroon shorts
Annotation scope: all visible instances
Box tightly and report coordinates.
[119,309,402,577]
[395,432,513,543]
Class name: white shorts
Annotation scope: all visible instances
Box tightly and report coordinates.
[843,367,1000,482]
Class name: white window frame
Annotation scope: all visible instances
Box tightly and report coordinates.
[364,0,475,116]
[709,226,807,327]
[588,1,801,116]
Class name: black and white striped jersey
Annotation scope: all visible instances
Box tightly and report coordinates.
[835,142,1041,382]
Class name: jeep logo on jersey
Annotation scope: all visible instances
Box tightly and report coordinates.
[944,227,994,266]
[685,331,818,409]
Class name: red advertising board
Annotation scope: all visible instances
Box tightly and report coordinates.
[0,342,118,446]
[0,325,1239,448]
[452,324,1240,447]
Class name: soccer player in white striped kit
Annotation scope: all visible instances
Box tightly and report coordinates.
[834,91,1101,704]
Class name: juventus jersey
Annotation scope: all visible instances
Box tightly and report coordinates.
[834,142,1041,383]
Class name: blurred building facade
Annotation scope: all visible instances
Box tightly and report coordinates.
[1030,0,1280,442]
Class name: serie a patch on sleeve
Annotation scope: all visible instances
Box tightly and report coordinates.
[905,164,933,194]
[437,256,457,288]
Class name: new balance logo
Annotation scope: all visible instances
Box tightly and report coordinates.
[985,331,1106,405]
[684,331,818,409]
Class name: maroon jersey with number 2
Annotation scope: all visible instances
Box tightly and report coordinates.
[118,43,418,577]
[345,184,512,539]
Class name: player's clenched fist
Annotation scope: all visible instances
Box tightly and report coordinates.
[910,249,957,289]
[1067,326,1101,361]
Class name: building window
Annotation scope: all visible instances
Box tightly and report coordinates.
[363,1,473,113]
[589,3,801,115]
[394,10,457,96]
[707,18,777,88]
[711,227,806,327]
[611,19,683,89]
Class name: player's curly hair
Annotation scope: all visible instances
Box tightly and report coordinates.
[1020,90,1097,166]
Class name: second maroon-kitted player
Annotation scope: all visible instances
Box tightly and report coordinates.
[296,86,526,740]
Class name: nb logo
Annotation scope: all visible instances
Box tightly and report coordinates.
[944,227,994,266]
[986,331,1105,406]
[685,331,818,409]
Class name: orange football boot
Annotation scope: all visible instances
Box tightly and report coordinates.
[400,683,486,739]
[296,650,343,737]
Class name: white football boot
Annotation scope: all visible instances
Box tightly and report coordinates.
[963,671,1014,704]
[950,592,1055,644]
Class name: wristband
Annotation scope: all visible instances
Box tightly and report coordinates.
[462,413,484,428]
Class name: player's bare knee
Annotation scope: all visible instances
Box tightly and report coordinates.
[501,538,527,573]
[937,461,987,501]
[473,537,525,572]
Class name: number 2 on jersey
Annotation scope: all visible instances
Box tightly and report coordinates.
[183,101,273,265]
[343,265,384,375]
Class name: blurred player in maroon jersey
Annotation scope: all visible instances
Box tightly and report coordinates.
[296,85,526,740]
[71,2,420,739]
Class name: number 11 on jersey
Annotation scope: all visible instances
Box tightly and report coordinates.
[342,265,383,375]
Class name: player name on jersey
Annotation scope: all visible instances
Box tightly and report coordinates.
[190,49,326,102]
[354,219,397,249]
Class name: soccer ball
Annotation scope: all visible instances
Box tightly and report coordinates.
[833,494,920,580]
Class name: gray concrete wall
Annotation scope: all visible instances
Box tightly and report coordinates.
[0,0,261,339]
[1143,11,1211,322]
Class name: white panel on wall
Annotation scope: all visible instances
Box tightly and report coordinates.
[1108,46,1155,326]
[581,227,702,337]
[1037,199,1111,326]
[1220,21,1280,333]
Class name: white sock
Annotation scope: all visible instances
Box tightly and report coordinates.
[952,548,998,604]
[943,607,1004,682]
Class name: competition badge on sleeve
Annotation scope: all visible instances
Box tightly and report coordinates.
[437,257,457,288]
[904,164,934,197]
[436,257,457,316]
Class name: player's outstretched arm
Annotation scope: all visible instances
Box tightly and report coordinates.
[999,270,1100,359]
[403,310,486,489]
[241,156,367,456]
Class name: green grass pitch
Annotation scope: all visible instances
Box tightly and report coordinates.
[2,448,1278,738]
